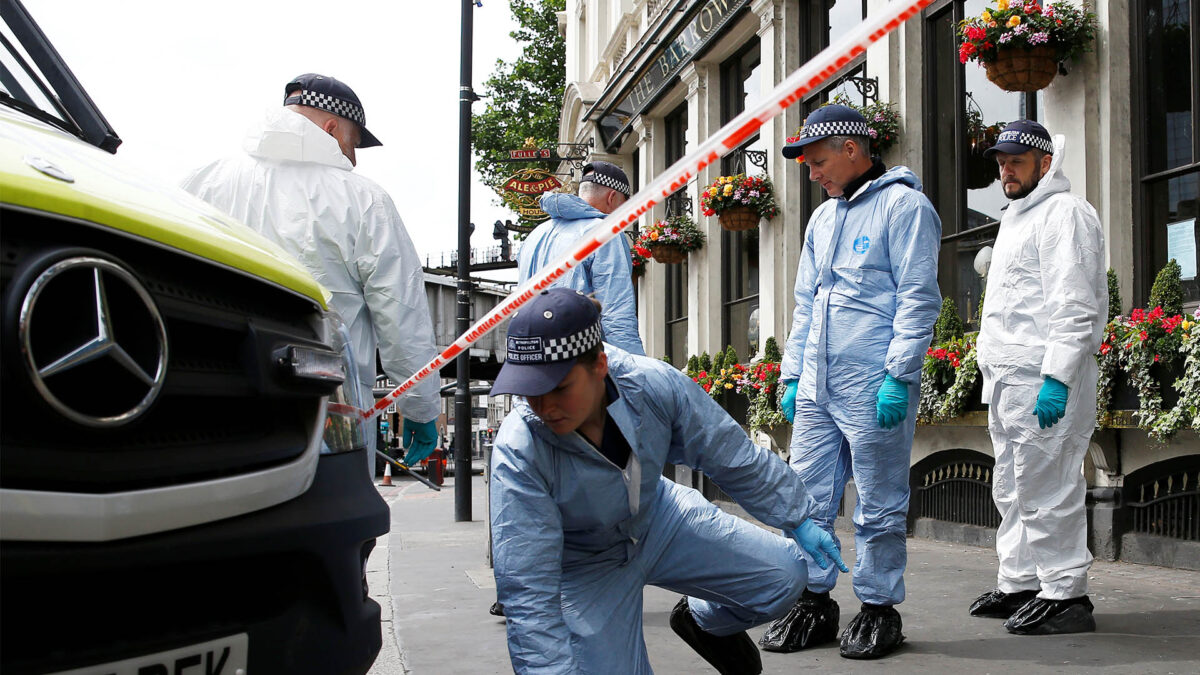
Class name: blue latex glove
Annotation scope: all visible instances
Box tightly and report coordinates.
[875,373,909,429]
[781,380,798,423]
[1033,376,1069,429]
[789,519,850,572]
[402,418,438,466]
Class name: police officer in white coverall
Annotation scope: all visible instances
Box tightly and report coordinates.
[969,120,1106,635]
[182,73,442,465]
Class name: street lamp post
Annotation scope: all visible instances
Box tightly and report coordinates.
[454,0,478,522]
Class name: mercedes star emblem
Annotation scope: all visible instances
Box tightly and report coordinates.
[19,256,168,427]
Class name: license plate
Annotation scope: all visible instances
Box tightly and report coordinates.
[50,633,248,675]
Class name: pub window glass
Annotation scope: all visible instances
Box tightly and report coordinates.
[630,148,641,310]
[1138,0,1199,306]
[720,41,763,360]
[925,0,1041,330]
[796,0,869,228]
[664,104,690,368]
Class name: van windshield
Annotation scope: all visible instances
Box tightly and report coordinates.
[0,19,74,133]
[0,0,120,152]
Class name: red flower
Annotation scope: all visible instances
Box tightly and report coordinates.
[1100,342,1111,355]
[1154,354,1160,362]
[965,26,986,41]
[1139,330,1149,342]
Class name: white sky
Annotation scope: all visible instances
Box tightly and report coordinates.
[35,2,525,279]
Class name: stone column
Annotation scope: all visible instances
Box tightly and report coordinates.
[753,0,803,349]
[632,115,667,357]
[1093,0,1134,311]
[680,61,722,358]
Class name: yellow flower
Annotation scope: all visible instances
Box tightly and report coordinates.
[1182,319,1193,330]
[650,231,659,240]
[723,184,734,196]
[982,9,992,21]
[724,383,734,389]
[1007,14,1020,26]
[997,0,1009,10]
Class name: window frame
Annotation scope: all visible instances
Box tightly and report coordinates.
[1131,0,1200,305]
[663,103,690,367]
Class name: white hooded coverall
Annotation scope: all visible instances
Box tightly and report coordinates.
[976,135,1107,600]
[181,107,442,433]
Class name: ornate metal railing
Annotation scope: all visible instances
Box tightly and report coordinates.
[1127,469,1200,541]
[725,148,768,176]
[665,190,692,219]
[914,460,1000,528]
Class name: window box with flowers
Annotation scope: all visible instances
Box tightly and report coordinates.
[635,215,705,264]
[699,174,779,232]
[786,95,902,164]
[1096,261,1199,441]
[957,0,1098,93]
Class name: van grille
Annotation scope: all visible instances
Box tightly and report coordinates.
[1,209,326,493]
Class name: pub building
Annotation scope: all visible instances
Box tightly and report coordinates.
[548,0,1198,569]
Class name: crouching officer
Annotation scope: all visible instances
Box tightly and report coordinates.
[488,288,847,674]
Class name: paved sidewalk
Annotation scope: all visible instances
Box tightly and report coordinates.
[368,473,1200,674]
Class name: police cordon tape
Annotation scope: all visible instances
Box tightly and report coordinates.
[363,0,933,421]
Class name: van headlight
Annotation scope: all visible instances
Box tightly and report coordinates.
[320,313,367,454]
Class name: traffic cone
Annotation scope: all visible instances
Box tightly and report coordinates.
[382,460,393,486]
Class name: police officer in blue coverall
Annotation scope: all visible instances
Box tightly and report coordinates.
[518,161,645,355]
[761,105,941,660]
[489,288,847,674]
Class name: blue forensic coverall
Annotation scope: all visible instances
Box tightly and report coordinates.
[491,346,816,673]
[518,193,645,355]
[781,166,941,606]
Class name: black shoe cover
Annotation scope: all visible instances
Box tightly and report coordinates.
[969,588,1038,618]
[839,604,905,660]
[1004,595,1096,635]
[489,602,505,617]
[670,596,762,675]
[759,589,841,653]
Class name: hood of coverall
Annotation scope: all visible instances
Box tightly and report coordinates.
[1001,135,1070,216]
[844,164,924,201]
[539,192,607,221]
[242,106,355,171]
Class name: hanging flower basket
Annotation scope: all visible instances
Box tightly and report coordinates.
[718,205,760,232]
[966,151,1000,189]
[635,215,705,266]
[700,174,778,230]
[957,1,1097,93]
[984,45,1058,92]
[650,244,686,264]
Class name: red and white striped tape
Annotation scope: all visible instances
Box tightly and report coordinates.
[363,0,933,421]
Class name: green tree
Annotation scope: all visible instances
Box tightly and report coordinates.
[723,345,740,368]
[1149,259,1184,317]
[763,336,782,363]
[1106,268,1121,322]
[472,0,566,195]
[933,297,965,344]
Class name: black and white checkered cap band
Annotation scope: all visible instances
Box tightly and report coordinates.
[543,321,602,362]
[581,172,630,196]
[996,130,1053,154]
[802,120,871,140]
[286,90,366,127]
